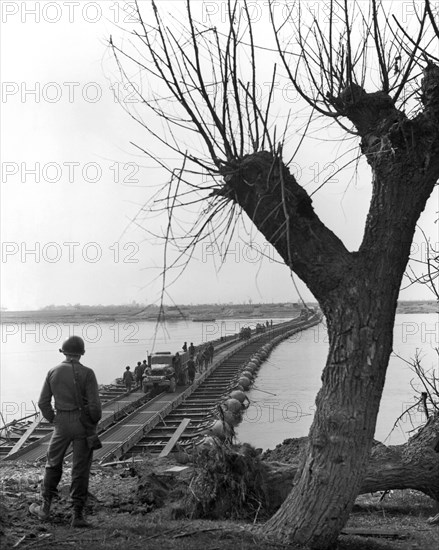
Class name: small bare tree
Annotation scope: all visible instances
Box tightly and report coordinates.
[111,1,439,548]
[403,226,439,300]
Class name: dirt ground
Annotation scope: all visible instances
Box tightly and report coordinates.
[1,457,438,550]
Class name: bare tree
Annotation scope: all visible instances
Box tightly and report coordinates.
[110,1,439,548]
[403,226,439,300]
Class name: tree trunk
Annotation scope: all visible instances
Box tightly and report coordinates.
[261,415,439,513]
[221,153,436,548]
[217,64,439,548]
[115,14,439,547]
[261,302,396,547]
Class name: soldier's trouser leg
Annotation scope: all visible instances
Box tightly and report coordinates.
[42,411,92,508]
[71,433,93,508]
[42,412,74,500]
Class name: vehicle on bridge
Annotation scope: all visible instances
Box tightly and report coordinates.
[239,326,252,340]
[300,307,314,319]
[142,352,177,395]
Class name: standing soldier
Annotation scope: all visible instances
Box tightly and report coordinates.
[134,361,144,389]
[188,342,195,357]
[30,336,102,528]
[208,343,214,364]
[142,362,152,393]
[123,366,134,392]
[173,352,183,385]
[202,350,209,371]
[195,350,203,373]
[187,357,196,384]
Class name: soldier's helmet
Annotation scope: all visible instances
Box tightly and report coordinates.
[60,335,85,355]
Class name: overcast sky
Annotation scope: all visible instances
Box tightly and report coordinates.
[1,1,437,311]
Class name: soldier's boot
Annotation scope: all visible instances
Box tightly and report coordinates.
[29,497,51,521]
[71,507,92,528]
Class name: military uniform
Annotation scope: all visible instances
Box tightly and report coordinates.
[38,359,101,511]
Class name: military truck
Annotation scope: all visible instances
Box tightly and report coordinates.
[142,351,177,395]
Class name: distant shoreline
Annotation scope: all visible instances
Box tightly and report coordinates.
[0,301,436,324]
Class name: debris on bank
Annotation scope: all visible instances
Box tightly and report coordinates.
[181,441,269,521]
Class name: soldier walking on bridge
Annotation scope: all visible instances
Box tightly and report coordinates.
[202,349,209,371]
[207,342,214,365]
[30,336,102,528]
[194,350,202,373]
[123,366,134,392]
[187,357,196,384]
[134,361,144,389]
[173,352,186,386]
[188,342,196,357]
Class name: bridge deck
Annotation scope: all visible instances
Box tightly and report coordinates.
[5,317,320,463]
[92,335,254,462]
[95,317,320,463]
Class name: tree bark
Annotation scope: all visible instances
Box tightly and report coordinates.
[261,415,439,513]
[217,64,439,548]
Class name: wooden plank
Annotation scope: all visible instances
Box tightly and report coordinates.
[7,417,42,456]
[340,527,409,539]
[158,418,191,458]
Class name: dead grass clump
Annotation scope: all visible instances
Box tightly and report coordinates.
[0,501,8,534]
[185,441,268,522]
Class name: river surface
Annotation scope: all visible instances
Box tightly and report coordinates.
[0,317,283,423]
[1,314,437,448]
[237,313,438,447]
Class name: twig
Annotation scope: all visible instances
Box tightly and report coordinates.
[385,397,423,440]
[251,385,277,396]
[21,534,52,549]
[143,528,182,541]
[173,527,224,538]
[13,535,26,548]
[253,501,262,524]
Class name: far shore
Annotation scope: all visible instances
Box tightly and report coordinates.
[0,300,437,324]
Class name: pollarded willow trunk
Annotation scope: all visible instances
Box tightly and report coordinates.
[261,280,402,547]
[218,65,439,549]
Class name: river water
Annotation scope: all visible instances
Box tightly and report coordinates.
[1,314,437,448]
[0,317,283,423]
[237,313,438,447]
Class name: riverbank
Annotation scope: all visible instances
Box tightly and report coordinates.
[1,454,437,550]
[1,300,436,324]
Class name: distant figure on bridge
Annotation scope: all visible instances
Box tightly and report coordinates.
[141,364,152,393]
[202,349,209,371]
[134,362,144,389]
[30,336,101,528]
[189,342,196,357]
[173,353,186,386]
[207,342,214,364]
[123,366,134,392]
[182,342,188,353]
[195,350,203,372]
[187,357,196,384]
